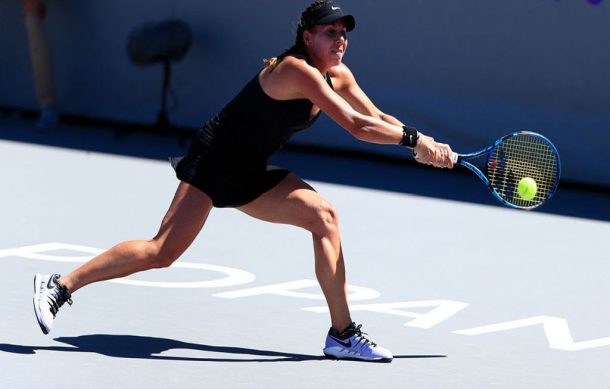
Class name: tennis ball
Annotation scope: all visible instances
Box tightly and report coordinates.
[517,177,537,200]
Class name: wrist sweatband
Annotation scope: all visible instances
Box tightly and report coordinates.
[399,125,419,148]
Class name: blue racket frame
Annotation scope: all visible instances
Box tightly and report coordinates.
[453,131,561,210]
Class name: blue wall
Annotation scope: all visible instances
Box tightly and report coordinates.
[1,0,609,186]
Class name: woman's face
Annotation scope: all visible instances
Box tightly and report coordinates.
[305,19,348,68]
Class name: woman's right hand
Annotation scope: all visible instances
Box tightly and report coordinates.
[413,133,454,169]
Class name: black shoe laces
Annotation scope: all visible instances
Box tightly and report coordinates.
[352,324,377,348]
[47,281,73,317]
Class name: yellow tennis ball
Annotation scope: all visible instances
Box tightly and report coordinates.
[518,177,537,200]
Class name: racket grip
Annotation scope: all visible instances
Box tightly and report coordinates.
[451,152,459,164]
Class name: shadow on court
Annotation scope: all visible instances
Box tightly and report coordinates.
[0,335,445,362]
[2,115,608,221]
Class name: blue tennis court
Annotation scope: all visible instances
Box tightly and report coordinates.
[1,117,609,388]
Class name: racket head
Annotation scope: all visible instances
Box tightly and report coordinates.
[485,131,561,210]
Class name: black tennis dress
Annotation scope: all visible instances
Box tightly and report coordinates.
[174,68,333,208]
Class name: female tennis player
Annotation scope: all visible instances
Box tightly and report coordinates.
[33,1,453,363]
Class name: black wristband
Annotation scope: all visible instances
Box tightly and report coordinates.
[399,125,419,148]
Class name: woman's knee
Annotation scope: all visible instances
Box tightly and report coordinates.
[307,201,340,238]
[143,240,181,269]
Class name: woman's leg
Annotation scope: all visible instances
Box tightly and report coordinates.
[34,181,213,335]
[238,173,351,332]
[60,181,214,293]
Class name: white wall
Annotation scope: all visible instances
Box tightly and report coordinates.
[1,0,609,185]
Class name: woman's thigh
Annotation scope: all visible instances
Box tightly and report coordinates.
[237,173,337,233]
[154,181,214,255]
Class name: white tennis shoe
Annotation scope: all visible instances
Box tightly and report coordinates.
[323,322,393,362]
[33,274,73,334]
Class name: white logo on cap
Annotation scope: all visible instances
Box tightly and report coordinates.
[331,6,341,10]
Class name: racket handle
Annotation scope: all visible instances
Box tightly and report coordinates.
[451,152,459,164]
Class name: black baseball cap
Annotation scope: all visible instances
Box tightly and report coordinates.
[304,2,356,31]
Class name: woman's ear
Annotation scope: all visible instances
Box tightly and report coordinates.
[303,30,312,46]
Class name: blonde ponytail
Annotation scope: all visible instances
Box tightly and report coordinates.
[263,56,279,71]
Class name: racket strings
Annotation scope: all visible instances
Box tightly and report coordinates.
[487,134,559,207]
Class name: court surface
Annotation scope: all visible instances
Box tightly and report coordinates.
[1,117,610,388]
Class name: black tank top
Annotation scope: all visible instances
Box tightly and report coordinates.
[194,69,334,171]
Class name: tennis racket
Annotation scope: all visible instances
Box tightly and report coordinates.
[450,131,561,210]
